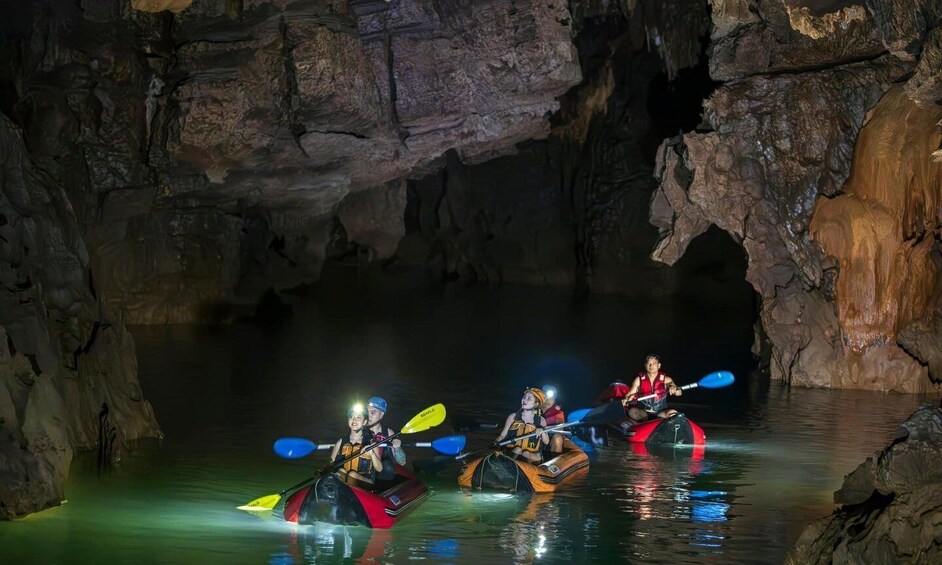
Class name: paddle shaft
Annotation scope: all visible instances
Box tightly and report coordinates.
[635,383,697,403]
[455,420,577,461]
[497,419,579,446]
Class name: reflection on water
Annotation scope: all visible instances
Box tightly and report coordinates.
[0,270,936,563]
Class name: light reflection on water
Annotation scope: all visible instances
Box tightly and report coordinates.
[0,273,936,564]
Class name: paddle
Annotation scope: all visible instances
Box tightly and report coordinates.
[633,370,735,403]
[455,400,625,460]
[238,403,446,512]
[273,435,467,459]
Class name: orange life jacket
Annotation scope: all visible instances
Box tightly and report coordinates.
[336,441,374,475]
[506,410,544,453]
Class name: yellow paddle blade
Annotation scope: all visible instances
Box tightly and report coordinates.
[237,493,281,512]
[400,403,446,434]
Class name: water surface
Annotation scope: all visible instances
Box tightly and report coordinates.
[0,269,933,564]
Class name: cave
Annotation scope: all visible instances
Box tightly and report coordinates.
[1,0,940,563]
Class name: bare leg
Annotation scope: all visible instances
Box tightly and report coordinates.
[658,408,679,418]
[550,434,564,453]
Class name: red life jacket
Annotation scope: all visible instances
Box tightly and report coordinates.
[543,404,565,426]
[637,372,668,404]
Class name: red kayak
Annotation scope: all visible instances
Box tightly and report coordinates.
[610,413,706,446]
[284,465,429,529]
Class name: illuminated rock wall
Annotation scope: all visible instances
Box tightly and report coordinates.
[0,114,161,519]
[652,0,942,392]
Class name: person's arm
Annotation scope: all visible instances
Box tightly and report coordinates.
[496,413,515,442]
[624,377,641,403]
[388,427,406,464]
[329,439,342,463]
[665,376,682,396]
[367,445,383,472]
[538,416,549,446]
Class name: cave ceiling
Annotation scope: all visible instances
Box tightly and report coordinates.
[142,0,581,211]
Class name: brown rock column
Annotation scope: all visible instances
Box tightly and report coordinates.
[811,87,942,355]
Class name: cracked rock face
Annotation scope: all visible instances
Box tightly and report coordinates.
[0,114,161,520]
[4,0,581,324]
[786,404,942,564]
[166,0,580,204]
[652,0,942,392]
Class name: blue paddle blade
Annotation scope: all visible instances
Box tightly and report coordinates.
[568,408,591,422]
[431,435,466,456]
[699,371,735,389]
[273,437,317,459]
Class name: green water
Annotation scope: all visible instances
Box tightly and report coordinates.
[0,273,934,563]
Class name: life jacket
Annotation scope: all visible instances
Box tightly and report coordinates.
[506,410,545,453]
[543,404,565,426]
[335,435,375,476]
[635,372,668,412]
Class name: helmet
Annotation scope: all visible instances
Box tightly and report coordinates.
[542,385,558,400]
[347,403,366,418]
[523,387,546,407]
[366,396,387,413]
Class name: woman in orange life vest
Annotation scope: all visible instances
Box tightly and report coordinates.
[623,355,682,422]
[329,403,384,487]
[495,388,550,463]
[541,385,566,454]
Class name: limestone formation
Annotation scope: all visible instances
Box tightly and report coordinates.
[786,404,942,564]
[3,0,581,323]
[0,114,161,519]
[811,87,942,356]
[651,1,942,392]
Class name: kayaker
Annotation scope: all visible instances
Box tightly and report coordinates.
[330,403,383,487]
[495,387,549,463]
[541,385,566,454]
[366,396,406,480]
[623,355,682,421]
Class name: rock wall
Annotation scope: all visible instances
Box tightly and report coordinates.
[393,1,711,293]
[0,114,161,520]
[651,0,942,392]
[2,0,582,323]
[787,404,942,564]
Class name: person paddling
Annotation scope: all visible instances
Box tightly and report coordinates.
[495,388,550,463]
[330,403,383,487]
[541,385,566,454]
[366,396,406,480]
[623,355,682,421]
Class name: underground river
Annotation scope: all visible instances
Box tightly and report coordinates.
[0,268,934,564]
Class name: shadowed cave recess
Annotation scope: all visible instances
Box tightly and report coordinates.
[0,0,941,560]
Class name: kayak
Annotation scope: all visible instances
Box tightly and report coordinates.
[283,465,429,528]
[457,438,589,493]
[611,413,706,446]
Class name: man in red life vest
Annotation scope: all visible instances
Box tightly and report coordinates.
[623,355,682,421]
[541,385,566,453]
